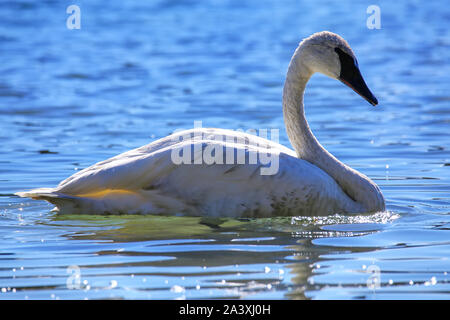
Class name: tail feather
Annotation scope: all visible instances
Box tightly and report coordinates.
[16,188,91,213]
[16,188,168,215]
[16,188,68,200]
[16,187,192,215]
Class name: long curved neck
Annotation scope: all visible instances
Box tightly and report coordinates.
[282,47,385,213]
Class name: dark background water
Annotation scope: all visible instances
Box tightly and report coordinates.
[0,0,449,299]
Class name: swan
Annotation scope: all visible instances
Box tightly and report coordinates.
[16,31,385,217]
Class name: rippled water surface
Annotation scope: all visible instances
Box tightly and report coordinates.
[0,0,449,299]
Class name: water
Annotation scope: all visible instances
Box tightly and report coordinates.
[0,0,449,300]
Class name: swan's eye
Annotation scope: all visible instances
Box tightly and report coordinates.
[334,47,358,69]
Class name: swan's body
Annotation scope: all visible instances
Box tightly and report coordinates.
[17,31,385,216]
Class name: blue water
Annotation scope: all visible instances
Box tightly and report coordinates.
[0,0,449,299]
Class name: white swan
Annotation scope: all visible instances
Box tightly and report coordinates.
[17,31,385,217]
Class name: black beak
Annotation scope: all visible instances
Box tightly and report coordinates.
[335,47,378,106]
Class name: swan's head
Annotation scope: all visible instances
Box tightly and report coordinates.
[298,31,378,106]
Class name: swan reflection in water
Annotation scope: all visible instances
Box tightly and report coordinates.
[48,213,388,299]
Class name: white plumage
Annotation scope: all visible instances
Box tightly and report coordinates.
[17,31,385,216]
